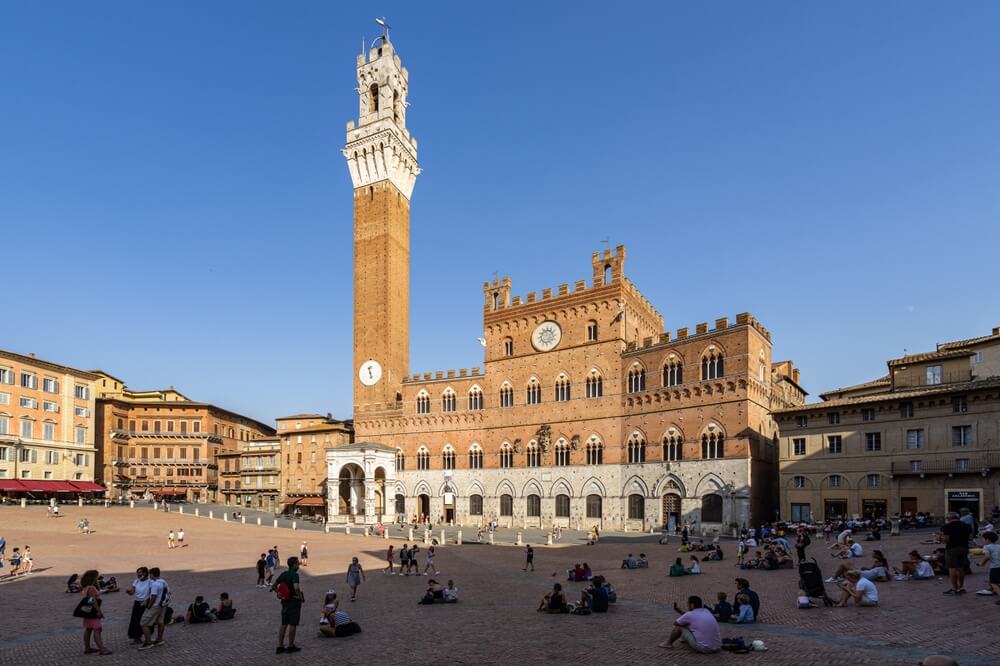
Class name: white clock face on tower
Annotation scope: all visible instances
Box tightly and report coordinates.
[531,321,562,352]
[359,359,383,386]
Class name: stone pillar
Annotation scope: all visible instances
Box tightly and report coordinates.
[21,498,27,508]
[242,515,246,525]
[179,506,184,514]
[408,528,414,541]
[273,519,278,528]
[292,521,297,530]
[257,516,262,526]
[516,531,522,546]
[78,497,83,507]
[546,533,553,546]
[223,513,228,522]
[489,532,494,545]
[346,525,351,535]
[440,528,445,544]
[129,500,135,509]
[195,508,200,517]
[383,527,389,540]
[364,480,378,525]
[457,530,463,545]
[209,510,214,520]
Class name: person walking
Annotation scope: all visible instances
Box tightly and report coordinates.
[273,556,303,654]
[523,544,535,572]
[22,546,33,574]
[299,542,309,567]
[941,511,973,594]
[423,546,439,575]
[138,567,169,650]
[384,545,395,575]
[265,549,277,584]
[177,528,185,547]
[346,557,366,602]
[399,544,410,576]
[167,530,175,549]
[409,544,420,575]
[125,567,151,644]
[79,569,112,655]
[795,526,811,563]
[256,553,267,588]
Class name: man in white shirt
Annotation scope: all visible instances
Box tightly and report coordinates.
[126,567,151,644]
[139,567,169,650]
[837,570,878,606]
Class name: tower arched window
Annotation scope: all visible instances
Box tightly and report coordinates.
[554,439,570,466]
[701,431,724,459]
[586,320,598,342]
[468,386,483,411]
[586,436,604,465]
[555,375,571,402]
[627,432,646,464]
[442,389,456,413]
[663,433,683,461]
[416,446,430,470]
[526,441,540,467]
[586,370,603,398]
[393,88,400,123]
[468,444,483,469]
[442,445,456,470]
[663,358,684,387]
[369,83,379,113]
[604,264,612,285]
[416,391,430,414]
[526,379,541,405]
[627,365,646,393]
[701,350,724,380]
[395,448,405,471]
[499,443,513,468]
[499,383,513,408]
[503,337,513,357]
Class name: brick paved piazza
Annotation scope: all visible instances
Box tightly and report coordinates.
[1,505,997,665]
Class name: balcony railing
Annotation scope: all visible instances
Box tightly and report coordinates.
[891,453,1000,476]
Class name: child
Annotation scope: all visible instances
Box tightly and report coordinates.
[737,538,747,566]
[732,593,755,623]
[688,556,701,574]
[443,580,459,603]
[797,588,816,609]
[638,553,649,568]
[9,547,21,576]
[320,590,338,625]
[712,592,733,622]
[976,531,1000,599]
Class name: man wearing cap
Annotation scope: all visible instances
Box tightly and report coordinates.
[940,511,973,595]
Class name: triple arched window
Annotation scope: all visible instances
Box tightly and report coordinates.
[468,444,483,469]
[663,433,683,461]
[499,383,514,408]
[416,391,430,414]
[586,437,604,465]
[416,446,430,470]
[586,371,603,398]
[526,379,541,405]
[526,441,541,467]
[442,445,456,470]
[442,389,456,413]
[627,432,646,464]
[627,366,646,393]
[663,358,683,387]
[701,351,724,380]
[395,449,405,471]
[554,439,570,466]
[701,431,724,459]
[555,375,571,402]
[499,443,513,469]
[468,386,483,411]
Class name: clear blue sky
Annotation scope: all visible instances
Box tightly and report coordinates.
[3,2,998,424]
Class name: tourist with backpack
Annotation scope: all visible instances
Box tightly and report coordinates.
[399,544,410,575]
[272,556,303,654]
[138,567,169,650]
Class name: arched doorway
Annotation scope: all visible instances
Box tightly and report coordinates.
[338,463,365,522]
[373,466,386,520]
[662,493,681,532]
[418,493,430,522]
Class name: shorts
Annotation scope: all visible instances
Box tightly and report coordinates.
[140,605,165,627]
[681,628,720,654]
[858,598,878,607]
[989,567,1000,585]
[280,602,302,627]
[945,549,969,570]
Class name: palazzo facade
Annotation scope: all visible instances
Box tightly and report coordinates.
[332,33,805,530]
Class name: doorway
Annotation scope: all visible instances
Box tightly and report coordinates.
[862,499,887,521]
[418,494,430,522]
[824,499,847,520]
[947,490,981,520]
[662,493,681,532]
[900,497,918,517]
[445,507,455,523]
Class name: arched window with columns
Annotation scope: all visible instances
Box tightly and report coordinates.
[627,364,646,393]
[442,445,456,470]
[701,348,724,380]
[701,429,724,459]
[586,369,603,398]
[468,443,483,469]
[499,442,513,469]
[663,431,683,461]
[468,386,483,411]
[442,389,456,413]
[416,446,430,470]
[663,356,684,387]
[526,378,541,405]
[526,441,541,467]
[416,390,430,414]
[554,374,571,402]
[554,439,570,466]
[627,431,646,464]
[586,436,603,465]
[395,448,405,471]
[499,382,514,408]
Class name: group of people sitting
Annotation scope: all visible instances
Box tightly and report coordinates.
[319,589,361,637]
[67,574,118,594]
[619,554,648,570]
[739,545,794,570]
[670,556,703,576]
[538,575,615,615]
[567,563,594,581]
[182,593,236,623]
[417,579,459,604]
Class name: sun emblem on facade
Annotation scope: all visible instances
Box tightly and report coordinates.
[531,321,562,351]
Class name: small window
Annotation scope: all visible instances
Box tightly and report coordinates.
[793,475,806,488]
[909,460,922,472]
[828,412,840,425]
[955,458,970,472]
[503,338,514,357]
[586,321,598,342]
[827,435,843,454]
[790,503,811,522]
[500,494,513,516]
[43,377,59,393]
[952,425,972,447]
[900,402,914,418]
[866,474,881,488]
[793,438,806,456]
[925,365,942,385]
[905,429,923,449]
[555,494,570,518]
[469,494,484,515]
[865,432,882,451]
[586,494,602,518]
[527,494,541,517]
[829,474,842,488]
[797,415,808,428]
[861,408,875,422]
[74,385,89,400]
[627,494,645,520]
[952,396,967,413]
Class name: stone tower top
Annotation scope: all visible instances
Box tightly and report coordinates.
[343,34,420,199]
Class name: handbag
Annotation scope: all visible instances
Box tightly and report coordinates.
[73,595,101,619]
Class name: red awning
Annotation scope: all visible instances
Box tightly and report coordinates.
[16,479,55,492]
[294,496,326,507]
[157,488,186,496]
[0,480,28,492]
[69,482,106,493]
[15,480,80,493]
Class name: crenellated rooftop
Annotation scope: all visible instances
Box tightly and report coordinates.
[623,311,771,354]
[402,367,485,385]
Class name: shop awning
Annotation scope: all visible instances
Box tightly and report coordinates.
[156,488,187,496]
[70,482,106,493]
[294,496,326,507]
[13,480,85,493]
[0,480,28,492]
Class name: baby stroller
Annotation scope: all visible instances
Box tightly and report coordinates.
[798,558,834,606]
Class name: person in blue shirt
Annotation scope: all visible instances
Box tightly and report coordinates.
[731,594,755,623]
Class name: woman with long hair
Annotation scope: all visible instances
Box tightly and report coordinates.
[79,570,112,655]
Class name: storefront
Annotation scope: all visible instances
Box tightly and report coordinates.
[946,490,981,520]
[862,499,887,520]
[0,479,106,502]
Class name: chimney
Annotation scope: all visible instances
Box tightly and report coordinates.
[993,326,1000,336]
[29,352,36,358]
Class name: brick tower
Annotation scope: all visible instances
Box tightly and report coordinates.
[344,33,419,410]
